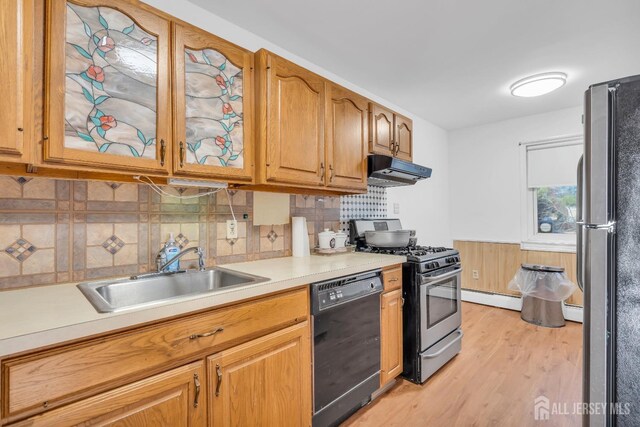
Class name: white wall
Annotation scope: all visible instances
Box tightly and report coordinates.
[448,106,583,243]
[386,118,451,246]
[145,0,453,246]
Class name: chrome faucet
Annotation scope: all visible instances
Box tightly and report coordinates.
[158,246,206,272]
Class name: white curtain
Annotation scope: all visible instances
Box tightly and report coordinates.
[527,142,582,188]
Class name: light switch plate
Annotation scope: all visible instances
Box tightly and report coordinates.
[393,203,400,214]
[226,220,238,239]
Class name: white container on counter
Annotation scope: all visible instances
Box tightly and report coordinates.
[318,229,336,250]
[334,231,348,249]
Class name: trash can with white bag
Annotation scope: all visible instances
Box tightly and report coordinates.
[508,264,578,327]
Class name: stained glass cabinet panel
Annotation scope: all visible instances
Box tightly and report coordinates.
[44,0,171,173]
[172,22,254,183]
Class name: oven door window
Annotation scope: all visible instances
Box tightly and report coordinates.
[425,279,458,328]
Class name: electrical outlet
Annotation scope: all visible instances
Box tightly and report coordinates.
[472,270,480,280]
[393,203,400,214]
[226,219,238,239]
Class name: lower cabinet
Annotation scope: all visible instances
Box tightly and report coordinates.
[12,362,206,427]
[2,288,311,426]
[207,321,312,427]
[380,289,403,386]
[380,265,403,387]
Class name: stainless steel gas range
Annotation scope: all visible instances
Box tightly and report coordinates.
[350,219,463,384]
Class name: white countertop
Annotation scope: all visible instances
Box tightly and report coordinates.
[0,253,405,357]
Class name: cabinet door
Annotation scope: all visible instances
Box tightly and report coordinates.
[394,113,413,161]
[0,0,32,163]
[258,50,325,187]
[325,83,367,192]
[172,22,253,182]
[208,321,311,427]
[17,362,206,427]
[44,0,171,173]
[380,289,403,386]
[369,103,394,156]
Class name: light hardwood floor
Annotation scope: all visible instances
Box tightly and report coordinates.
[344,302,583,427]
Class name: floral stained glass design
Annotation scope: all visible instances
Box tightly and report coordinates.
[184,48,244,168]
[64,3,158,159]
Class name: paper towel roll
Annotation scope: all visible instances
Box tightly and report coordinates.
[292,217,310,257]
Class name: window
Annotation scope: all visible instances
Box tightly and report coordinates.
[520,135,582,252]
[536,186,577,234]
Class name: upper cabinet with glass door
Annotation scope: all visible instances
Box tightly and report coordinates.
[172,22,253,183]
[44,0,172,174]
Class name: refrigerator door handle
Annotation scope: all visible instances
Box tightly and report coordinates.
[576,155,584,291]
[576,221,616,231]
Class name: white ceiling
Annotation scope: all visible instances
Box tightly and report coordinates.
[191,0,640,130]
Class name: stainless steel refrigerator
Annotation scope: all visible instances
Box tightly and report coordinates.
[579,74,640,427]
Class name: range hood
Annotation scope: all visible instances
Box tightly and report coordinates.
[367,154,432,187]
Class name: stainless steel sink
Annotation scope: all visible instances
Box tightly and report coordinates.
[77,268,270,313]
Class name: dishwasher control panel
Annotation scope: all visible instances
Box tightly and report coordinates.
[311,270,383,313]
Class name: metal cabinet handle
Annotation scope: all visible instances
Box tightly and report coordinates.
[215,364,223,396]
[189,326,224,340]
[193,373,201,408]
[401,297,405,307]
[394,142,400,155]
[160,139,166,166]
[388,278,399,283]
[329,164,334,182]
[179,141,185,168]
[320,162,325,182]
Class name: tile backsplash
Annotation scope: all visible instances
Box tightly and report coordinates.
[340,185,389,233]
[0,177,385,291]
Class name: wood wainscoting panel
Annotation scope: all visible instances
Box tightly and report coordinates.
[454,241,583,307]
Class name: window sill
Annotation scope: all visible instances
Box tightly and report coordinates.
[520,240,576,253]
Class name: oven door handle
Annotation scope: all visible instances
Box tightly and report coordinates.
[421,268,462,284]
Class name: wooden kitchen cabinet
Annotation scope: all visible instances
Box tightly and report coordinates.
[43,0,172,174]
[369,103,395,157]
[12,362,206,427]
[394,113,413,161]
[380,266,403,387]
[255,49,326,188]
[369,103,413,162]
[172,22,254,183]
[1,287,307,422]
[381,289,403,386]
[207,321,312,427]
[0,0,33,164]
[325,83,368,191]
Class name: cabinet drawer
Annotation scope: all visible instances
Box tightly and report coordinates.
[2,287,308,420]
[383,266,402,291]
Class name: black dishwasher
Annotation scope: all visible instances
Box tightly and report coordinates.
[311,270,383,427]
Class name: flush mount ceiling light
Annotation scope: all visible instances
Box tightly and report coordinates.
[510,72,567,97]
